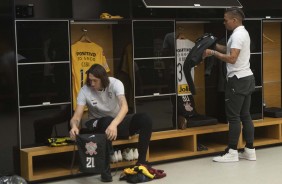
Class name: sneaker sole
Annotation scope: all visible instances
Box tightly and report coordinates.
[213,158,239,162]
[239,156,256,161]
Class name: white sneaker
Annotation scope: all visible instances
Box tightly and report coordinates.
[122,148,134,161]
[117,150,123,162]
[239,147,256,161]
[213,148,239,163]
[111,151,118,163]
[133,148,139,160]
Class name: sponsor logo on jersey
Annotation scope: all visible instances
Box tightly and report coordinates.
[91,98,97,106]
[178,84,191,95]
[81,61,90,67]
[176,48,192,52]
[76,52,97,57]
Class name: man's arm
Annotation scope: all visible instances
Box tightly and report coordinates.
[69,105,85,139]
[215,43,227,53]
[203,48,240,64]
[105,95,128,140]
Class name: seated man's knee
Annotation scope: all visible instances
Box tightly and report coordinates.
[98,116,114,130]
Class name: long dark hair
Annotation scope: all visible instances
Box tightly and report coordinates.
[86,64,110,88]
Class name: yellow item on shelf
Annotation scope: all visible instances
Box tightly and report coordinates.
[47,137,73,147]
[100,13,123,19]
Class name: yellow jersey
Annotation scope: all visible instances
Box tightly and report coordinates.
[71,41,110,110]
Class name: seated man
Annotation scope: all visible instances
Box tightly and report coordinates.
[69,64,152,182]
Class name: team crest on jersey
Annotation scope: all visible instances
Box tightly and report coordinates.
[85,141,98,156]
[108,92,112,99]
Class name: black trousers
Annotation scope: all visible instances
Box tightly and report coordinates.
[225,75,255,148]
[92,113,152,164]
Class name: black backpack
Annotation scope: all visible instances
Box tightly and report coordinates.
[185,33,217,67]
[183,33,217,94]
[76,134,111,173]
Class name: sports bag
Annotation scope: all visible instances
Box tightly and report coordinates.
[185,33,217,68]
[183,33,217,94]
[76,134,110,173]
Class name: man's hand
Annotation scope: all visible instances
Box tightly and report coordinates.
[105,124,118,141]
[69,126,79,140]
[202,49,213,59]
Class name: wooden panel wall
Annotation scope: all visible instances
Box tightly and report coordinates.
[263,22,281,108]
[176,23,205,114]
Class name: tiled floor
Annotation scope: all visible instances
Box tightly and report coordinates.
[42,145,282,184]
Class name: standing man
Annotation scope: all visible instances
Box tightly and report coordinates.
[203,7,256,162]
[69,64,152,182]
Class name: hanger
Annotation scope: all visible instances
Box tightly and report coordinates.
[79,28,92,43]
[177,26,186,39]
[263,33,274,42]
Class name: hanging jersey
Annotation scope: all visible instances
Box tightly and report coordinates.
[71,41,110,110]
[176,39,195,96]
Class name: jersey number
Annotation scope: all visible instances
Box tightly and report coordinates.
[177,63,183,82]
[80,69,84,88]
[86,157,95,168]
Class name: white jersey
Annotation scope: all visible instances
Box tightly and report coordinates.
[77,77,124,119]
[176,39,195,96]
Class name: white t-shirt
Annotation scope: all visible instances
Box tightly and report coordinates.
[77,77,124,119]
[226,25,253,78]
[176,39,195,95]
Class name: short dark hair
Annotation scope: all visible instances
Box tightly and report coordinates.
[86,64,110,88]
[225,7,245,21]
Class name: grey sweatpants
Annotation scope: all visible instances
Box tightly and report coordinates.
[225,75,256,148]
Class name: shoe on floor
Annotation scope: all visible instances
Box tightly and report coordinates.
[213,148,239,163]
[101,173,113,182]
[239,147,256,161]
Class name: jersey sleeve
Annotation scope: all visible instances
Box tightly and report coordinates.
[77,88,87,106]
[101,50,110,73]
[230,32,244,50]
[113,79,125,96]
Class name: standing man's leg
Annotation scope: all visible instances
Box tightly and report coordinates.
[240,94,254,148]
[239,83,256,161]
[225,77,245,150]
[213,77,244,162]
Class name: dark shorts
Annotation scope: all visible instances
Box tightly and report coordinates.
[84,114,135,139]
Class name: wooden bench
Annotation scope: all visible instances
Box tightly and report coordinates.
[20,118,282,181]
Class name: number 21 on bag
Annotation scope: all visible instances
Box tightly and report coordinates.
[86,157,95,168]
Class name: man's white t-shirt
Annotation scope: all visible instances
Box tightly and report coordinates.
[226,25,253,78]
[77,77,124,119]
